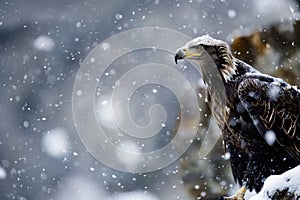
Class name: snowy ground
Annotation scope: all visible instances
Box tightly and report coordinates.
[249,165,300,200]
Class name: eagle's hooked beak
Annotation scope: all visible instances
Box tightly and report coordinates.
[175,48,201,64]
[175,48,186,64]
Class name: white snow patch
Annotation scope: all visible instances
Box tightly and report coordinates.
[101,42,111,51]
[33,35,54,51]
[193,27,198,34]
[250,165,300,200]
[245,189,258,199]
[116,140,141,170]
[76,90,83,96]
[0,167,7,180]
[228,9,236,18]
[264,130,276,146]
[253,0,297,24]
[185,35,227,49]
[42,128,69,158]
[115,13,123,20]
[89,167,95,172]
[72,152,78,156]
[75,22,81,28]
[290,6,300,20]
[267,84,281,101]
[223,152,231,160]
[112,191,159,200]
[23,120,29,128]
[96,95,118,130]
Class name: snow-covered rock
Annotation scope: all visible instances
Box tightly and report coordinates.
[249,165,300,200]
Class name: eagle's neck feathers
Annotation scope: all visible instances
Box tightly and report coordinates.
[216,45,238,83]
[202,44,239,83]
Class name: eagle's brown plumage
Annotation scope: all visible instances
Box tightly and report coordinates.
[175,35,300,192]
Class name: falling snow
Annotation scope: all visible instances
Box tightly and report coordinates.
[264,130,276,146]
[228,9,236,18]
[33,35,55,51]
[76,22,82,28]
[101,42,111,50]
[1,0,299,200]
[115,14,123,20]
[23,120,29,128]
[223,152,231,160]
[0,167,7,180]
[41,128,69,158]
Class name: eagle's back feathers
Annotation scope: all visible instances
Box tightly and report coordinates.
[177,35,300,192]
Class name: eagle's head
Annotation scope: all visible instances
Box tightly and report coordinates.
[175,35,237,83]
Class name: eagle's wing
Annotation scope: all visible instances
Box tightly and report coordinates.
[238,75,300,163]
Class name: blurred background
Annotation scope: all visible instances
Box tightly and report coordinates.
[0,0,299,199]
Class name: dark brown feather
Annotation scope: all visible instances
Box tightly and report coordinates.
[175,35,300,192]
[238,76,300,162]
[219,60,300,192]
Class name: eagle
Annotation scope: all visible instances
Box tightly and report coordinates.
[175,35,300,199]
